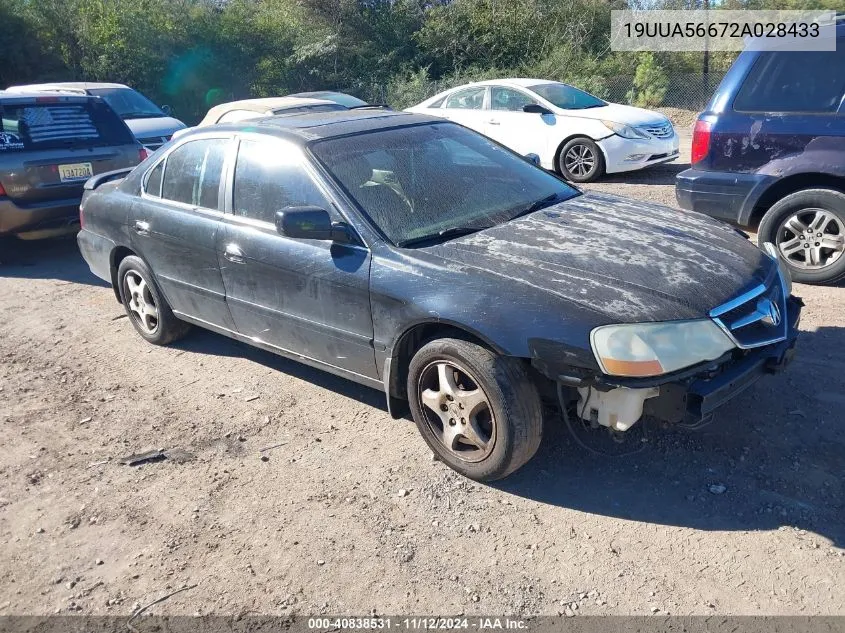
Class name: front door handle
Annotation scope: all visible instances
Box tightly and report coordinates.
[223,244,246,264]
[134,220,150,235]
[487,119,500,125]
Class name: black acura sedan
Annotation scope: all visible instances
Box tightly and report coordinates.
[78,110,801,481]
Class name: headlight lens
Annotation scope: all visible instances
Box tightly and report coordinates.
[600,120,650,140]
[762,241,792,295]
[591,319,735,377]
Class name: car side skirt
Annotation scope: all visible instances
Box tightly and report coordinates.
[172,310,385,391]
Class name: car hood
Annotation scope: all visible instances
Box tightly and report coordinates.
[556,102,668,127]
[426,192,774,323]
[123,116,187,139]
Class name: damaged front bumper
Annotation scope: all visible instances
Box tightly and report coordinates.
[561,295,802,430]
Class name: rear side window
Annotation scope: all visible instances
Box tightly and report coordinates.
[0,100,134,152]
[443,88,485,110]
[144,161,164,197]
[161,138,228,209]
[233,139,331,224]
[734,48,845,113]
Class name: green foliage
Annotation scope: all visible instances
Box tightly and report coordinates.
[627,52,669,108]
[0,0,734,122]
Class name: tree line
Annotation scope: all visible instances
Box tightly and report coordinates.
[0,0,836,123]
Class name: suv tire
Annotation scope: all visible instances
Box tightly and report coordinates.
[758,188,845,285]
[407,338,543,481]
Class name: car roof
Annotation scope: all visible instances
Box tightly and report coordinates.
[0,91,98,104]
[6,82,129,92]
[193,109,443,144]
[290,91,353,98]
[204,96,338,118]
[459,78,557,89]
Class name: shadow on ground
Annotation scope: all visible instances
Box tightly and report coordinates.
[0,235,109,287]
[495,324,845,547]
[172,329,387,411]
[181,312,845,547]
[4,231,843,547]
[600,161,689,186]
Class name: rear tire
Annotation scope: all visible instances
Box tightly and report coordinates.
[758,188,845,285]
[117,255,191,345]
[407,338,543,481]
[558,137,605,183]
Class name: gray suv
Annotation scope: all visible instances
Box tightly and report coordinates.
[0,92,145,238]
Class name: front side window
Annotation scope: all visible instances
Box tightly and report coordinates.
[528,82,605,110]
[443,87,486,110]
[233,139,331,224]
[734,48,845,113]
[312,122,579,247]
[491,87,537,111]
[161,138,228,209]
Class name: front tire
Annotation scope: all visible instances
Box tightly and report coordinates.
[117,255,190,345]
[407,338,543,481]
[558,137,605,183]
[758,188,845,285]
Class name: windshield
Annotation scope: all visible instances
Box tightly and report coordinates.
[88,88,164,119]
[311,123,578,247]
[528,83,606,110]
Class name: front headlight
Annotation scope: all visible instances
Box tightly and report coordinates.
[762,241,792,295]
[600,120,650,140]
[591,319,735,377]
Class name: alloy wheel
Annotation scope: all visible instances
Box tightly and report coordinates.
[418,360,496,463]
[564,143,595,178]
[777,208,845,270]
[124,270,159,334]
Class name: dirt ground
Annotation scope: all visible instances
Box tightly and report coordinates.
[1,132,843,618]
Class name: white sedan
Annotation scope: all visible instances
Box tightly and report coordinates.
[407,78,679,183]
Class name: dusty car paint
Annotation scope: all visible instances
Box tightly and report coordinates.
[77,110,799,426]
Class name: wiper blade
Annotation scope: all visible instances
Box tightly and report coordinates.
[397,225,487,248]
[510,193,563,220]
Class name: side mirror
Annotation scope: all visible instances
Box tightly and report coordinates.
[275,206,352,243]
[161,104,172,115]
[524,153,541,167]
[523,103,552,115]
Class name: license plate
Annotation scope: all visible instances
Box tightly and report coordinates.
[58,162,93,182]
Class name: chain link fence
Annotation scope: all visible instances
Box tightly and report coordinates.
[603,71,726,111]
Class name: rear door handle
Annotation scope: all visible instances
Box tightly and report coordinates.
[224,244,246,264]
[487,119,500,125]
[134,220,150,235]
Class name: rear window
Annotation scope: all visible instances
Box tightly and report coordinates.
[0,100,134,152]
[734,48,845,113]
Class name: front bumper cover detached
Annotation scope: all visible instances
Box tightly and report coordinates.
[641,295,802,426]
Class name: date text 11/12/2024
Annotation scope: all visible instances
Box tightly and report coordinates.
[307,617,528,630]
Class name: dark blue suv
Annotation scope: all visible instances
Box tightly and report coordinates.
[676,25,845,285]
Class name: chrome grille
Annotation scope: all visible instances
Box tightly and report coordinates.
[642,123,674,139]
[710,270,788,349]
